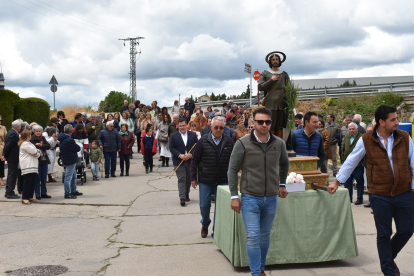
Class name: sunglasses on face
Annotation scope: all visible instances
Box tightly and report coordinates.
[213,126,224,130]
[255,120,272,126]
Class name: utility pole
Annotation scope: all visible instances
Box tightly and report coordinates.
[119,37,144,102]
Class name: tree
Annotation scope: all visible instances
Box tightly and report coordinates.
[339,79,357,87]
[98,91,128,112]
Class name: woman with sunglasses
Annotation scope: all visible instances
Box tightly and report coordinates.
[243,111,252,129]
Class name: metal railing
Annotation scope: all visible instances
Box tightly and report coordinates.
[168,81,414,109]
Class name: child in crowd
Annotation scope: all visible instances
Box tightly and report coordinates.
[142,126,156,174]
[84,140,102,181]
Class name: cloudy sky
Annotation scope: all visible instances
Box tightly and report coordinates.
[1,0,414,108]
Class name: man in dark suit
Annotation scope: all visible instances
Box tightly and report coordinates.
[2,120,21,199]
[184,97,196,117]
[170,118,198,206]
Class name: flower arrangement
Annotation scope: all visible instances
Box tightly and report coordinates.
[286,172,304,184]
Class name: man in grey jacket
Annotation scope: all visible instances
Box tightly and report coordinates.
[228,107,289,276]
[326,114,341,177]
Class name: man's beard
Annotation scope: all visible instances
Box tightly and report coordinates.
[272,62,281,68]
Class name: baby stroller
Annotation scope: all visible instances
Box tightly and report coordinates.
[57,141,87,185]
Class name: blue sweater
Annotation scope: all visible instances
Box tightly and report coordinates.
[57,133,80,165]
[142,135,155,150]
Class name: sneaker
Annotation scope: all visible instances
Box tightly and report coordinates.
[105,175,109,178]
[96,178,100,181]
[354,200,363,205]
[72,191,83,196]
[64,194,77,199]
[93,176,96,181]
[146,170,149,174]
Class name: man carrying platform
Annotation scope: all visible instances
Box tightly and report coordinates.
[291,111,325,168]
[328,105,414,276]
[228,107,289,276]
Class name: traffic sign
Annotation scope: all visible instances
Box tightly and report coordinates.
[50,84,57,92]
[49,75,58,85]
[253,70,261,81]
[244,63,252,74]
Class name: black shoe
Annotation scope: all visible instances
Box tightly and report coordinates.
[146,170,149,174]
[120,172,124,176]
[72,191,83,196]
[111,174,116,177]
[125,172,129,176]
[130,155,133,159]
[7,194,21,199]
[41,194,52,198]
[64,194,77,199]
[36,196,41,200]
[364,203,371,208]
[354,200,363,205]
[150,168,153,172]
[105,175,109,178]
[393,261,400,276]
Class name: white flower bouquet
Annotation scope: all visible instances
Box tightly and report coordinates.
[285,172,306,192]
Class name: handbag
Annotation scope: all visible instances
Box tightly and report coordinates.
[39,151,51,164]
[158,136,169,143]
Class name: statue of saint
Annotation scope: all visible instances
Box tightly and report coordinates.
[257,51,290,139]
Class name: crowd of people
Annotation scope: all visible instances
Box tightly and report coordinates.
[1,97,412,276]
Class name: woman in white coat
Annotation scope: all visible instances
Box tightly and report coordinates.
[171,100,180,116]
[43,126,58,183]
[19,130,41,204]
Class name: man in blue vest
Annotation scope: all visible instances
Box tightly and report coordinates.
[292,111,326,167]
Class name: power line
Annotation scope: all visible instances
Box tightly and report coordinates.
[29,0,131,36]
[8,0,119,39]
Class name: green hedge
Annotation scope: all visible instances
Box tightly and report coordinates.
[15,97,50,127]
[0,89,20,130]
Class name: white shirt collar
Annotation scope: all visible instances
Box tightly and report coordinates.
[253,130,270,143]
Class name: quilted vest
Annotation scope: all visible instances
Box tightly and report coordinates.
[239,133,284,196]
[362,129,412,197]
[198,133,233,185]
[342,132,364,166]
[294,128,321,157]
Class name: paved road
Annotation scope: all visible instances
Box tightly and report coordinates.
[0,152,413,276]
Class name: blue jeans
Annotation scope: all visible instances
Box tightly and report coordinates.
[344,165,365,202]
[241,194,277,276]
[85,147,90,165]
[35,163,48,196]
[64,163,77,196]
[198,183,228,233]
[371,191,414,276]
[103,151,117,176]
[91,162,100,178]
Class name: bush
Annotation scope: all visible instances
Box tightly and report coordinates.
[0,89,20,129]
[15,98,50,127]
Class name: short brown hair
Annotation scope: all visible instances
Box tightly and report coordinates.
[123,111,130,118]
[120,123,129,131]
